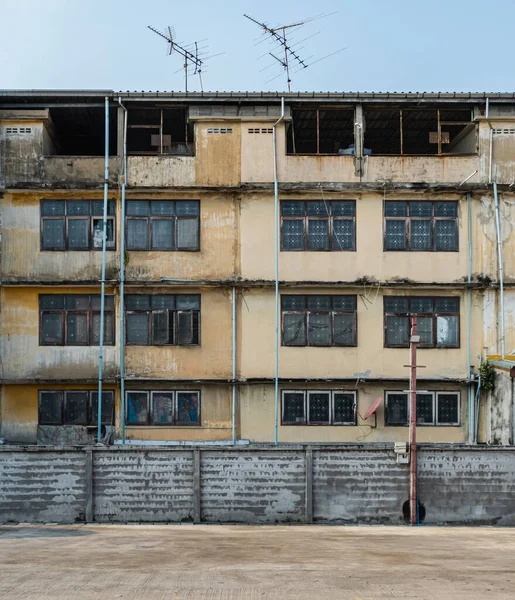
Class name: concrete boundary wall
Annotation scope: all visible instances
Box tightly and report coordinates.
[1,445,515,525]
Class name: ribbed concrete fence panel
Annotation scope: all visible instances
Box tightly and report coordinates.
[1,446,515,525]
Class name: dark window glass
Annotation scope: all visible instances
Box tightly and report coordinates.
[437,393,460,424]
[152,392,174,424]
[385,297,459,348]
[384,201,458,251]
[39,391,63,424]
[283,313,307,346]
[127,392,149,425]
[334,393,355,424]
[282,295,357,347]
[282,390,357,426]
[91,392,115,425]
[283,392,305,424]
[386,394,408,425]
[126,391,201,426]
[177,392,200,425]
[64,392,88,425]
[308,392,330,423]
[126,200,199,251]
[281,200,356,252]
[40,295,114,347]
[125,295,200,346]
[417,394,434,424]
[41,313,64,344]
[41,200,116,251]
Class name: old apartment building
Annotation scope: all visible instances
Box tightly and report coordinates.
[1,90,515,446]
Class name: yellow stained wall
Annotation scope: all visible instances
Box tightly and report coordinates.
[195,122,241,186]
[125,288,232,380]
[0,286,119,382]
[2,191,238,283]
[240,192,472,283]
[1,384,118,444]
[1,384,232,444]
[238,288,483,381]
[239,383,468,443]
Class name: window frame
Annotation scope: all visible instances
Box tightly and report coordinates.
[125,390,201,426]
[280,200,356,252]
[281,390,357,426]
[38,390,115,426]
[40,199,116,252]
[124,295,201,347]
[39,295,115,347]
[384,390,460,427]
[383,296,460,349]
[383,200,459,252]
[281,295,357,347]
[125,200,200,252]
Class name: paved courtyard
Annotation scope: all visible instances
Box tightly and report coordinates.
[0,524,513,599]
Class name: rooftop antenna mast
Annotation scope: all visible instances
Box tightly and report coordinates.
[244,13,345,91]
[148,25,208,92]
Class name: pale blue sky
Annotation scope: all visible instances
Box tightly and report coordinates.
[1,0,514,92]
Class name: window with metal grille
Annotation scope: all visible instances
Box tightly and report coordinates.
[282,390,356,425]
[125,294,200,346]
[282,295,357,347]
[281,200,356,251]
[126,200,199,251]
[40,199,116,251]
[38,390,114,426]
[385,391,460,426]
[384,297,459,348]
[39,295,115,346]
[126,390,200,426]
[363,107,477,155]
[286,108,355,155]
[384,201,458,251]
[127,108,194,155]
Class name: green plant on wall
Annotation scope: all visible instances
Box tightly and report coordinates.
[479,360,495,392]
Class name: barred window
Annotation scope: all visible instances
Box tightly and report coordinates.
[125,294,200,346]
[384,201,458,251]
[384,297,459,348]
[39,295,115,346]
[282,295,357,347]
[41,199,115,251]
[385,391,460,426]
[126,390,200,426]
[126,200,199,251]
[281,200,355,251]
[282,391,356,425]
[38,390,114,426]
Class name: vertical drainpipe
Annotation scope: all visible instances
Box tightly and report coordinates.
[118,97,128,444]
[493,182,505,359]
[231,286,236,444]
[273,98,285,446]
[97,97,110,442]
[467,192,474,443]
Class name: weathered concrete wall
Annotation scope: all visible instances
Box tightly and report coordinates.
[93,450,194,522]
[313,449,408,522]
[42,157,118,187]
[127,156,195,188]
[200,450,305,523]
[419,449,515,525]
[238,287,477,381]
[1,446,515,525]
[0,450,87,523]
[239,384,468,444]
[0,287,119,382]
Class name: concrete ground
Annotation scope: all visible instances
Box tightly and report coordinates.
[0,525,513,599]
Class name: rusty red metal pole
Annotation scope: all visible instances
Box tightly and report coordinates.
[409,316,418,525]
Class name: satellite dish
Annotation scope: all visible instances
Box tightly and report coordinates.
[363,397,382,420]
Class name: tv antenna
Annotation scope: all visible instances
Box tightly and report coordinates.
[243,13,346,91]
[147,25,222,92]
